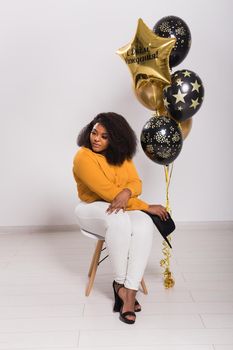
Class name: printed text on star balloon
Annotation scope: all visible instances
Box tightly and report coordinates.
[125,48,159,65]
[127,46,150,56]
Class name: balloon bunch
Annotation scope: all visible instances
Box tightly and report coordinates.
[117,17,204,166]
[117,17,204,288]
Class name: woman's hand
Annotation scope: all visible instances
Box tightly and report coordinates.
[145,204,169,221]
[106,188,131,214]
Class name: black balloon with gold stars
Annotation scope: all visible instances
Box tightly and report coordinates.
[140,116,183,165]
[163,69,204,122]
[153,15,191,68]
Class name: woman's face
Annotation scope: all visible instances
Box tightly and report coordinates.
[90,123,109,153]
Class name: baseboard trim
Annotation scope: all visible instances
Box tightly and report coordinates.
[0,224,80,234]
[0,221,232,234]
[176,221,233,231]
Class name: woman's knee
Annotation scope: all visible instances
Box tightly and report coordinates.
[129,211,155,233]
[106,211,131,234]
[75,201,109,217]
[74,201,109,236]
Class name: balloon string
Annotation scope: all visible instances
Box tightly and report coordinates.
[164,163,174,213]
[161,163,175,288]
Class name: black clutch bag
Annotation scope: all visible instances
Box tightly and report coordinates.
[142,211,175,248]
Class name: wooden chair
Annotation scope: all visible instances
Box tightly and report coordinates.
[80,228,148,296]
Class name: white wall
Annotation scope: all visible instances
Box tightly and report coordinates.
[0,0,232,226]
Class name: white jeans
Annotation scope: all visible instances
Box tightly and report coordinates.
[75,201,155,290]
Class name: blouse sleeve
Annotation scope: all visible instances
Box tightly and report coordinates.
[126,197,149,211]
[73,151,123,202]
[124,160,143,197]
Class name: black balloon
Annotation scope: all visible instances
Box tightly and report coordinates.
[153,16,191,68]
[141,116,183,165]
[163,69,204,122]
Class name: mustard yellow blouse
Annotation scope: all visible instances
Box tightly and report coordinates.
[73,147,149,211]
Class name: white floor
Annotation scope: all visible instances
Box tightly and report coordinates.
[0,223,233,350]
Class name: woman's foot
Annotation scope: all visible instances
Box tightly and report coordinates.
[113,281,137,323]
[112,281,141,312]
[119,287,136,324]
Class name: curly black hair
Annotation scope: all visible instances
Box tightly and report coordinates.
[77,112,137,165]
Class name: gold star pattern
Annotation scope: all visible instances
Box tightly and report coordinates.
[178,106,183,111]
[176,78,183,86]
[172,88,187,103]
[182,70,191,77]
[191,80,201,92]
[163,97,170,108]
[117,18,176,88]
[190,98,200,109]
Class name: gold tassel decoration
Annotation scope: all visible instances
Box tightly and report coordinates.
[160,164,175,288]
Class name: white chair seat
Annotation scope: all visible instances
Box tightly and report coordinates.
[80,228,104,241]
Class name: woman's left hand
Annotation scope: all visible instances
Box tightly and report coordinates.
[106,188,131,214]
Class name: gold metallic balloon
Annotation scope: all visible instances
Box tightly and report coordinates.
[180,118,193,140]
[117,18,176,111]
[134,79,167,114]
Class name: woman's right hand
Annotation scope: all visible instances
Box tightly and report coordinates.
[106,188,132,214]
[146,204,169,221]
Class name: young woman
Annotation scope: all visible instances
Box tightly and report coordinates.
[73,112,168,324]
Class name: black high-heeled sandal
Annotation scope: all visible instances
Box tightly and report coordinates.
[112,281,141,312]
[120,309,136,324]
[112,281,136,324]
[112,281,123,312]
[134,299,141,312]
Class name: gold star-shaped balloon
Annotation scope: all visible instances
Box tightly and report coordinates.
[117,18,176,88]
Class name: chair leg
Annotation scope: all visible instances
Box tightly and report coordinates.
[85,240,104,296]
[88,241,102,277]
[141,278,148,294]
